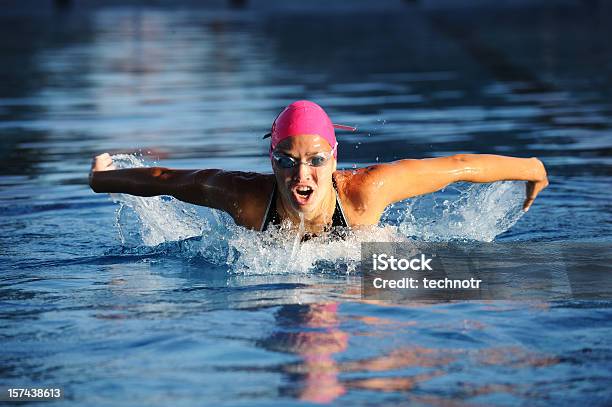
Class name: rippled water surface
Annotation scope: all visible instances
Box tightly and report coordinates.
[1,2,611,406]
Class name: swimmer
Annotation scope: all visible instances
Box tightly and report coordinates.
[89,100,548,237]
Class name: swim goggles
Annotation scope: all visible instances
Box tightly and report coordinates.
[272,143,337,169]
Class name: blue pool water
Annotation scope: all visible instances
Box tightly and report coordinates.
[1,2,611,405]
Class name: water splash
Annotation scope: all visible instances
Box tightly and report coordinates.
[108,154,525,274]
[395,181,526,242]
[225,224,406,275]
[111,154,208,247]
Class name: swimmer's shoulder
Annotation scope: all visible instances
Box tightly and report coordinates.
[334,168,388,226]
[223,171,275,230]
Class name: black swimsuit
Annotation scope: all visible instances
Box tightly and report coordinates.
[261,178,349,240]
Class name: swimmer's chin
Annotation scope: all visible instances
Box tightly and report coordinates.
[288,198,321,216]
[289,199,317,213]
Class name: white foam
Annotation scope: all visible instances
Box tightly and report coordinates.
[396,181,525,242]
[111,154,208,247]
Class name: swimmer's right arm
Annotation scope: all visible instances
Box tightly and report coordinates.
[88,153,239,212]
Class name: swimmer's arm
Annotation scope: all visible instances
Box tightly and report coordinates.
[365,154,548,211]
[90,168,229,208]
[88,154,240,212]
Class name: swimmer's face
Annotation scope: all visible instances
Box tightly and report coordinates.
[272,134,337,215]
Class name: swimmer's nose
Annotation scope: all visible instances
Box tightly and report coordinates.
[293,161,313,181]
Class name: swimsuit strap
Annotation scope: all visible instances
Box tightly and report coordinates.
[260,181,280,232]
[331,177,349,228]
[261,177,349,232]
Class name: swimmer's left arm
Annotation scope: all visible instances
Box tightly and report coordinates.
[363,154,548,211]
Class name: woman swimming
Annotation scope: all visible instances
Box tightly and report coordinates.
[89,100,548,237]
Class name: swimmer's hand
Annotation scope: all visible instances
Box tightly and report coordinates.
[89,153,116,186]
[91,153,116,172]
[523,159,548,212]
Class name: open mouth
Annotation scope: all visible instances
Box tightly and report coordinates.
[296,186,313,197]
[292,185,314,205]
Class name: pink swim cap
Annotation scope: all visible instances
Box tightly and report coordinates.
[265,100,355,159]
